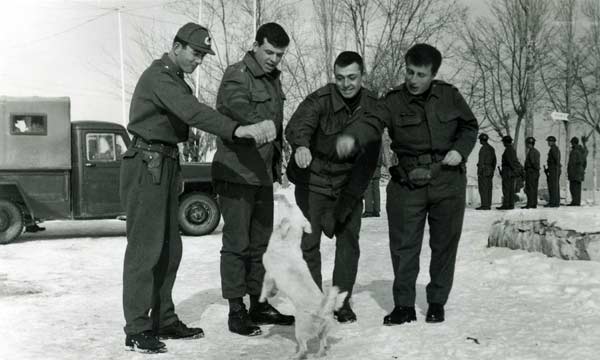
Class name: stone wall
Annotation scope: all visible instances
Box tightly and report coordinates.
[488,219,600,261]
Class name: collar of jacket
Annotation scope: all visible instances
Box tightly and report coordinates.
[401,80,445,103]
[160,53,184,79]
[243,51,281,79]
[327,84,375,113]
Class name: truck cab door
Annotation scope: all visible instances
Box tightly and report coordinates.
[75,131,128,218]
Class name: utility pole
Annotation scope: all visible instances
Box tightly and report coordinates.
[520,0,535,159]
[253,0,258,35]
[563,0,576,202]
[117,7,126,126]
[195,0,202,99]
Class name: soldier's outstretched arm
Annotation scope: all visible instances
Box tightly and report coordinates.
[336,99,390,159]
[285,96,322,168]
[154,76,238,140]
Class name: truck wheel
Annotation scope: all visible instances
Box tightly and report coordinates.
[178,192,220,236]
[0,200,24,244]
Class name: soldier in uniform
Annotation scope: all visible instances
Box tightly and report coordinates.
[212,22,294,337]
[544,135,561,207]
[522,136,541,209]
[567,136,588,206]
[497,135,521,210]
[285,51,381,323]
[120,23,276,353]
[336,44,478,325]
[476,133,496,210]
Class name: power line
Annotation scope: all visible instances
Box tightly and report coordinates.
[122,0,183,13]
[123,12,182,25]
[6,9,115,50]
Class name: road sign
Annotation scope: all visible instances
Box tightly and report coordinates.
[548,111,569,121]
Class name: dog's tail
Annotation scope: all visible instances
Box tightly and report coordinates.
[319,286,348,318]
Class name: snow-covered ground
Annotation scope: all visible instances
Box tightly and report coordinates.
[1,186,600,360]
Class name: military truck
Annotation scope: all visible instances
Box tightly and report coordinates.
[0,96,220,244]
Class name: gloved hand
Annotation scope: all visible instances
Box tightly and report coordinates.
[334,191,359,225]
[320,191,360,239]
[321,211,336,239]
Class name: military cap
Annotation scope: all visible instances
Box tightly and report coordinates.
[501,135,513,144]
[570,137,579,144]
[478,133,489,141]
[525,136,536,144]
[176,23,215,55]
[546,135,557,142]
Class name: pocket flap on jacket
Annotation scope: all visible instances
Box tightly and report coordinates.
[398,113,422,126]
[439,110,461,123]
[251,91,271,102]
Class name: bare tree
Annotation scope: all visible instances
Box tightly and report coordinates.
[459,0,553,151]
[540,0,586,179]
[574,0,600,136]
[312,0,341,83]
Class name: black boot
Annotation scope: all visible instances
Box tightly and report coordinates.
[425,303,445,323]
[125,330,167,353]
[249,301,295,326]
[334,299,357,323]
[158,320,204,339]
[383,306,416,326]
[228,302,262,336]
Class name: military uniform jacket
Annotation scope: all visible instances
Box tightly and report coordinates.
[477,143,496,177]
[567,144,587,181]
[285,84,380,197]
[524,147,540,176]
[212,52,285,185]
[547,145,561,175]
[127,54,237,144]
[346,81,478,163]
[501,146,521,179]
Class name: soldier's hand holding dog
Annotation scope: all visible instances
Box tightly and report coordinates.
[294,146,312,168]
[336,134,356,159]
[441,150,462,166]
[235,120,276,145]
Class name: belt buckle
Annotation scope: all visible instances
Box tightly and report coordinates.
[417,153,432,165]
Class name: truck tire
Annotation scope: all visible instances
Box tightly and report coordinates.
[178,192,220,236]
[0,200,24,244]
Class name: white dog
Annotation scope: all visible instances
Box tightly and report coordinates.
[260,194,347,359]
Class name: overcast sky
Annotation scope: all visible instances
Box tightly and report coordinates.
[0,0,488,126]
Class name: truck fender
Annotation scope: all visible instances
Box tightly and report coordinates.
[0,182,34,220]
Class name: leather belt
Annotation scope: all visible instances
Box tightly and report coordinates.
[398,152,445,169]
[131,136,179,159]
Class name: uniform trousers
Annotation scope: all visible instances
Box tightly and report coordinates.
[525,172,539,207]
[569,180,582,205]
[477,175,493,208]
[386,165,466,306]
[215,181,273,299]
[547,171,561,206]
[121,149,181,335]
[294,187,362,296]
[501,176,515,208]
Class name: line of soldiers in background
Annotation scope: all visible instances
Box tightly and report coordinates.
[476,133,589,210]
